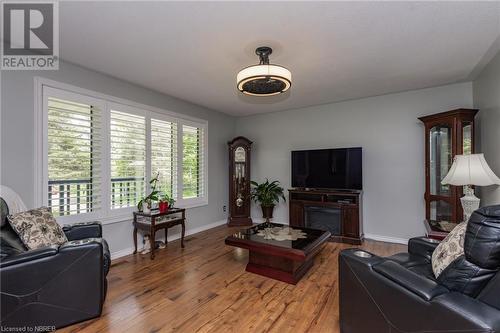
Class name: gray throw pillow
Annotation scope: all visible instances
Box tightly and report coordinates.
[7,207,67,250]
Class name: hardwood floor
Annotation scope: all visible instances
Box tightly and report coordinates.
[58,225,406,333]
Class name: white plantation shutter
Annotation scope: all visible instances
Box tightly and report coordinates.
[182,125,205,199]
[39,82,208,223]
[110,110,146,209]
[47,97,102,217]
[151,119,178,199]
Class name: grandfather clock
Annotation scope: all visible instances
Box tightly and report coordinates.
[228,137,253,226]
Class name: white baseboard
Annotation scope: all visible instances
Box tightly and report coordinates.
[110,247,135,260]
[364,233,409,245]
[110,219,227,260]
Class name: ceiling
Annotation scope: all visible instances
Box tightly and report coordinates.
[59,1,500,116]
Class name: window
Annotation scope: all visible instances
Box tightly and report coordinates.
[151,119,177,198]
[44,88,103,219]
[110,110,146,209]
[37,80,207,224]
[182,125,204,199]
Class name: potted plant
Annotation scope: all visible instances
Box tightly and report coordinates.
[158,193,175,213]
[137,173,160,213]
[250,179,286,221]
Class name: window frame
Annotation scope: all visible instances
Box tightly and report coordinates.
[178,118,208,208]
[35,77,208,225]
[108,103,148,216]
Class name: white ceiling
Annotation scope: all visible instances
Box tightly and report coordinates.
[59,1,500,116]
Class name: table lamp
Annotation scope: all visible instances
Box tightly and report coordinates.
[441,153,500,222]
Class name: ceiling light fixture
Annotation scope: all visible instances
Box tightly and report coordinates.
[237,46,291,96]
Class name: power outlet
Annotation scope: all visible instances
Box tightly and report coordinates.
[223,205,227,212]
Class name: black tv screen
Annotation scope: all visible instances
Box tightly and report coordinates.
[291,147,362,190]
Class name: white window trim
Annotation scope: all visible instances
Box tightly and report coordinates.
[34,77,208,225]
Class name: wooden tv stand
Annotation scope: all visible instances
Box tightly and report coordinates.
[288,188,363,245]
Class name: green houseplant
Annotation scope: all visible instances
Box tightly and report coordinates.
[250,179,286,221]
[137,173,160,213]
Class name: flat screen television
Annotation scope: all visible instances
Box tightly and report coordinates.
[291,147,362,190]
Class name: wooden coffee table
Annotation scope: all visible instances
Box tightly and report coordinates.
[225,223,331,284]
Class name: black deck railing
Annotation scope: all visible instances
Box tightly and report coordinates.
[48,177,144,215]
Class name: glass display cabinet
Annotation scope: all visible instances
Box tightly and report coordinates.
[419,109,478,228]
[227,137,253,226]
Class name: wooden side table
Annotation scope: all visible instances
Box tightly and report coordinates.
[133,208,186,259]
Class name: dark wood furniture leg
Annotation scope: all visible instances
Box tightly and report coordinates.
[150,216,156,260]
[133,227,138,254]
[165,228,168,244]
[181,210,186,248]
[133,214,138,254]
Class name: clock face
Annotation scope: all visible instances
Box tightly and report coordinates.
[235,146,246,162]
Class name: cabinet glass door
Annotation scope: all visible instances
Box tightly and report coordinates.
[430,199,452,221]
[462,121,472,155]
[429,124,452,196]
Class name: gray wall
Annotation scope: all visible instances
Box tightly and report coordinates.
[474,51,500,206]
[235,83,473,241]
[1,61,235,256]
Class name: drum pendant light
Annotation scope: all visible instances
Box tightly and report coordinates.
[237,47,292,96]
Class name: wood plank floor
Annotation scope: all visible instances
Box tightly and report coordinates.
[58,225,406,333]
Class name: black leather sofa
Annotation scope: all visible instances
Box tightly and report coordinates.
[0,198,111,330]
[339,205,500,333]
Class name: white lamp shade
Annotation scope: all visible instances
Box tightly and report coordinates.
[237,64,292,86]
[441,153,500,186]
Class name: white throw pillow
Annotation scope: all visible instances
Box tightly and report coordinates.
[431,221,467,278]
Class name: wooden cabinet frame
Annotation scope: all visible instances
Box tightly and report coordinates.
[419,109,478,224]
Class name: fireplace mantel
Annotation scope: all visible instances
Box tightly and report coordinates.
[288,188,363,244]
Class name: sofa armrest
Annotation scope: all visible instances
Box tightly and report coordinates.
[0,245,59,268]
[373,260,448,301]
[63,221,102,240]
[408,237,440,260]
[339,248,385,268]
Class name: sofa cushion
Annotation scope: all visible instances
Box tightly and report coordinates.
[431,221,467,278]
[1,198,28,258]
[0,225,27,258]
[7,207,68,250]
[102,238,111,276]
[1,198,8,228]
[464,205,500,269]
[437,255,497,297]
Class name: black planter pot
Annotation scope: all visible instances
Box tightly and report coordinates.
[261,205,275,220]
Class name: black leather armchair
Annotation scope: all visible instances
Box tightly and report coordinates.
[339,205,500,333]
[0,199,111,330]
